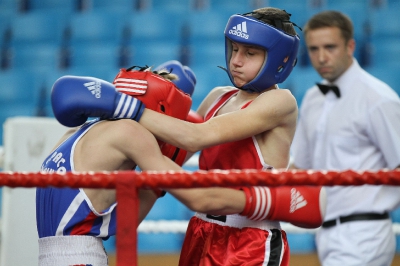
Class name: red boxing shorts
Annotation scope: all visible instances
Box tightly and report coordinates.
[179,213,290,266]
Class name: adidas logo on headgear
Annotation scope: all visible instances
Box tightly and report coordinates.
[229,21,249,39]
[84,81,101,98]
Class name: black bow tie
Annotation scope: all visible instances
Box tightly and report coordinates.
[317,83,341,98]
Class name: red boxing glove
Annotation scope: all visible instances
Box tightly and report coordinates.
[113,67,192,121]
[167,110,202,165]
[187,109,204,123]
[161,110,202,166]
[161,143,188,167]
[240,186,326,228]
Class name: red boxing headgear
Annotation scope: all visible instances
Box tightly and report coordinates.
[113,68,192,121]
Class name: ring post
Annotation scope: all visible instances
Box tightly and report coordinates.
[116,172,138,266]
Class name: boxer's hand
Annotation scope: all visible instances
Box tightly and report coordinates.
[240,186,326,228]
[51,75,145,127]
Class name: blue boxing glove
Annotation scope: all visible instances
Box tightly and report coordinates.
[51,75,145,127]
[154,60,196,96]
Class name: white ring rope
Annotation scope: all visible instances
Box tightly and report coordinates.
[138,220,400,234]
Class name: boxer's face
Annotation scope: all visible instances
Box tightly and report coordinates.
[305,26,355,82]
[229,42,265,88]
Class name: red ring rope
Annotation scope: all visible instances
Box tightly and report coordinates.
[1,169,400,188]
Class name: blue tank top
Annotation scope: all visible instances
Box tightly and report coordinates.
[36,119,116,239]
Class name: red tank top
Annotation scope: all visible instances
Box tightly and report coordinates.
[199,90,271,171]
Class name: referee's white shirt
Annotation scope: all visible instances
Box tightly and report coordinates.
[291,59,400,221]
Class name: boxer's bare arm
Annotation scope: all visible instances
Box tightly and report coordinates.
[78,120,245,222]
[137,189,158,224]
[139,89,297,153]
[167,187,245,215]
[52,122,287,225]
[75,120,181,173]
[93,121,249,219]
[80,120,181,213]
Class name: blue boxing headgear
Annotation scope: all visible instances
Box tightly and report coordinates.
[154,60,197,96]
[224,13,300,93]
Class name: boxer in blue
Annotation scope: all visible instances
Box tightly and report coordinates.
[36,62,196,266]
